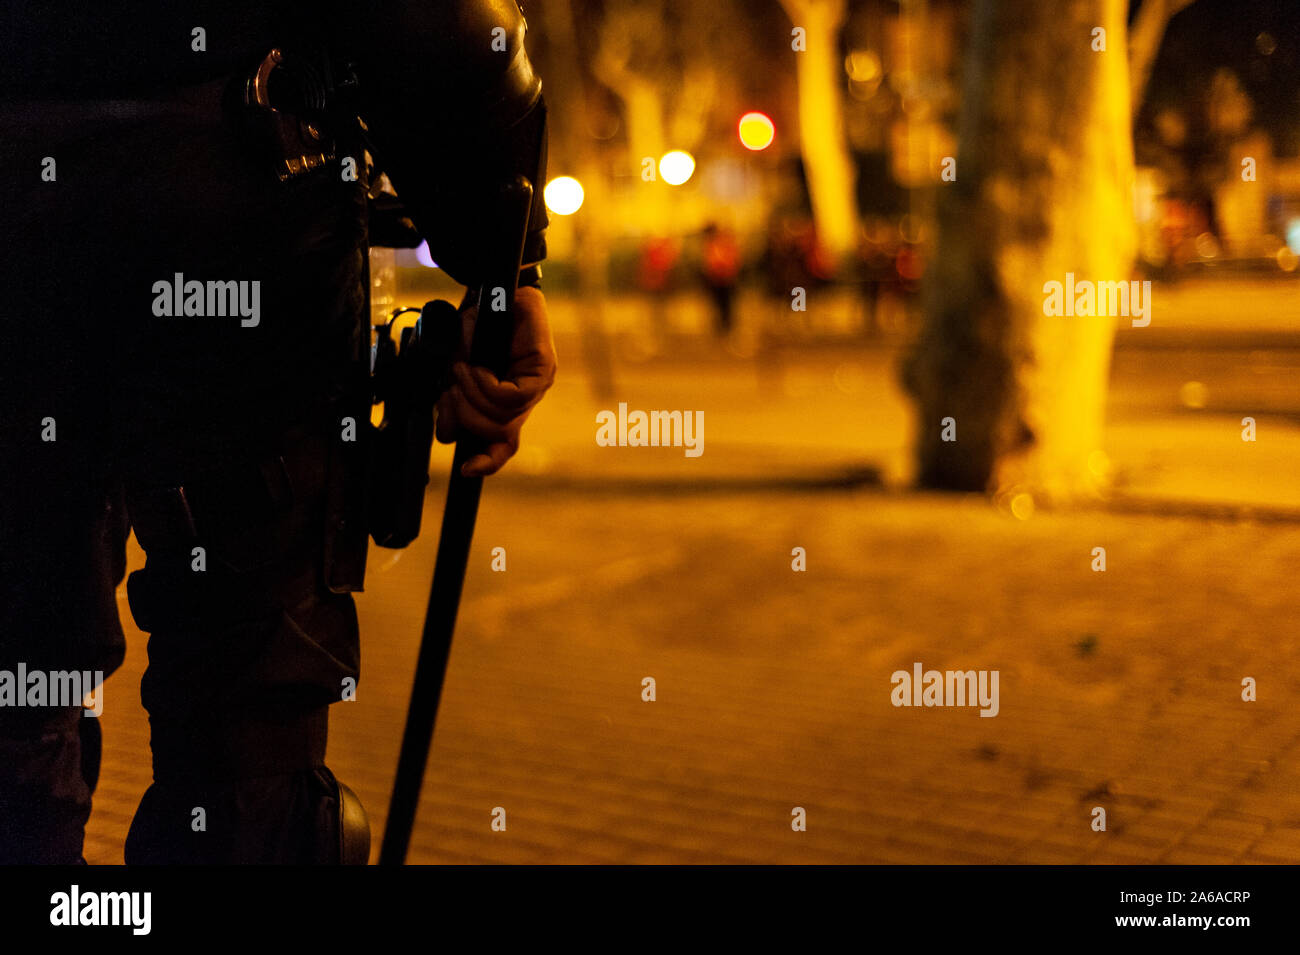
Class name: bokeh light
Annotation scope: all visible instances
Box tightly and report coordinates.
[738,111,775,151]
[543,176,585,216]
[658,150,696,185]
[1179,380,1209,409]
[845,49,881,83]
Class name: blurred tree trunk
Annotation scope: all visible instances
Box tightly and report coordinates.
[1130,0,1196,119]
[777,0,858,269]
[903,0,1136,498]
[591,1,670,233]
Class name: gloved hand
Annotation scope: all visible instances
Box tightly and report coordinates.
[434,284,557,477]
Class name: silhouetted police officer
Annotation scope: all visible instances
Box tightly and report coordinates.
[0,0,555,863]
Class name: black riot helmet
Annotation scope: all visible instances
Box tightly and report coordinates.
[338,0,549,286]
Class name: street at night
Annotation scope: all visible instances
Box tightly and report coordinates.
[3,0,1298,939]
[80,278,1300,864]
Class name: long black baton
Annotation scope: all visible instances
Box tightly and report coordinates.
[379,175,534,865]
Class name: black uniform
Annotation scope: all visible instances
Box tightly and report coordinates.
[0,0,547,863]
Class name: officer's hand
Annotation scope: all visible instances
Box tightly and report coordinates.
[435,285,557,477]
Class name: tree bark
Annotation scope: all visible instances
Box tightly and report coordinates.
[777,0,859,268]
[1129,0,1196,119]
[590,3,671,233]
[903,0,1136,499]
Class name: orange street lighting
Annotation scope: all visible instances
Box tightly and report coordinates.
[738,112,775,151]
[543,176,584,216]
[658,150,695,185]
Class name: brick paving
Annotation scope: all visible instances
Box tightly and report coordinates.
[80,295,1300,863]
[84,483,1300,864]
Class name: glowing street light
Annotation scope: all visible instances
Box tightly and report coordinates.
[659,150,696,185]
[544,176,585,216]
[738,111,775,151]
[655,149,696,184]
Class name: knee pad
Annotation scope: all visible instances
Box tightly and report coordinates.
[337,777,370,865]
[125,766,369,864]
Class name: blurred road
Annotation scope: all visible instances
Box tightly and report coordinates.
[81,274,1300,863]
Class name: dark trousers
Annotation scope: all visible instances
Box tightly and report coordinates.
[0,417,363,864]
[0,80,370,863]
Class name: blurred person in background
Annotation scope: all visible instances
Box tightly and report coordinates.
[700,221,741,338]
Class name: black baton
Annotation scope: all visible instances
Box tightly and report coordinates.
[379,175,534,865]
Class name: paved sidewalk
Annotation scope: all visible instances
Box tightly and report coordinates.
[497,347,1300,514]
[79,280,1300,863]
[86,485,1300,864]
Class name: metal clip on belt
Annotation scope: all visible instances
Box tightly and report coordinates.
[243,48,336,182]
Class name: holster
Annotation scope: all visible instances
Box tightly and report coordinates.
[365,298,462,549]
